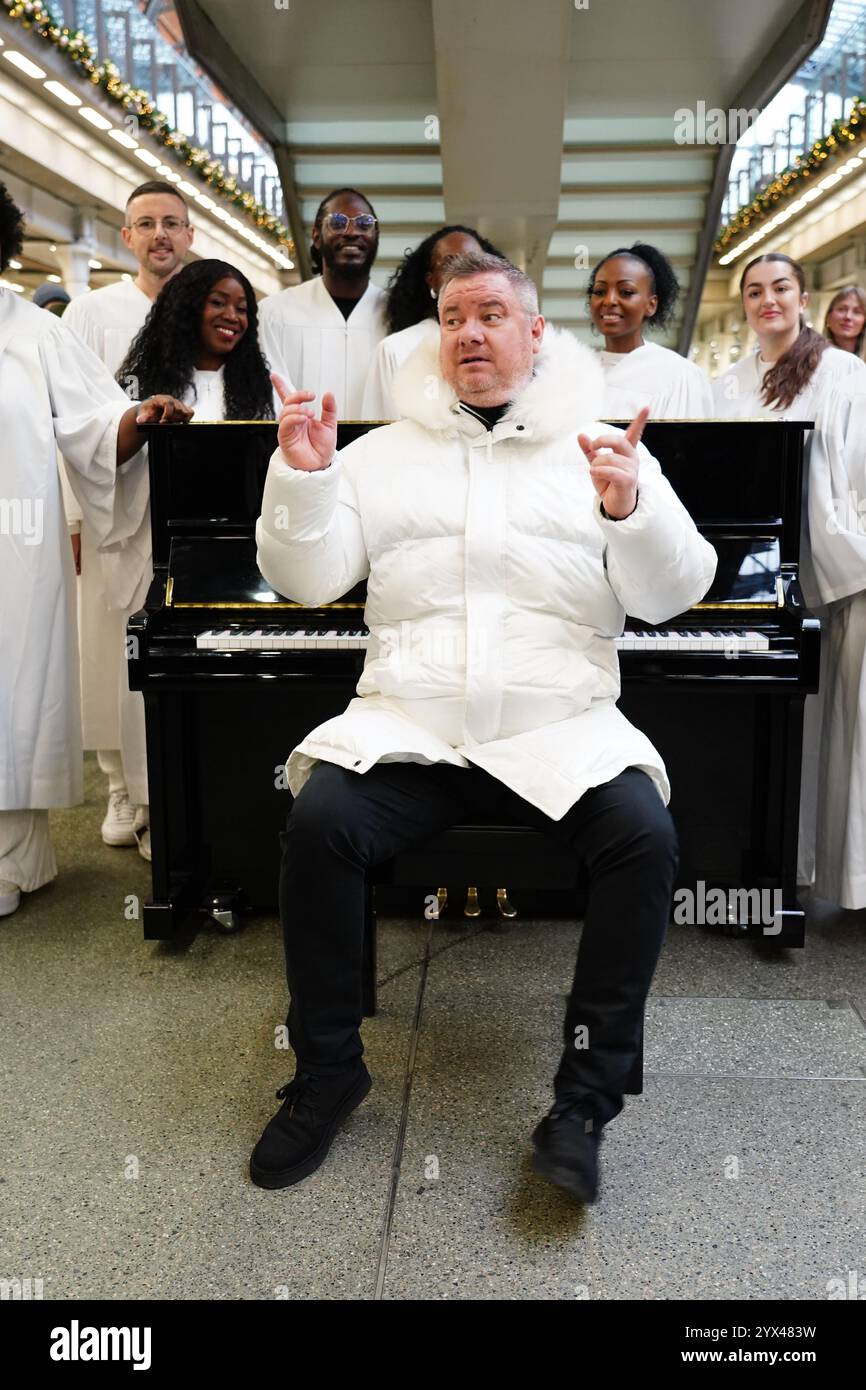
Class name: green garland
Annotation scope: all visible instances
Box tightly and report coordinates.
[715,98,866,253]
[2,0,293,254]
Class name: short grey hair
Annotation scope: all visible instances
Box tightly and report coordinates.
[437,251,539,318]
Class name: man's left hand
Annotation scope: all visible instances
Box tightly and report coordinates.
[578,406,649,520]
[136,395,194,425]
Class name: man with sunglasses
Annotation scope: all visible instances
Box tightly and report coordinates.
[61,182,194,863]
[260,188,387,419]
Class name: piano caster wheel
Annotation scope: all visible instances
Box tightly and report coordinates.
[463,886,482,919]
[207,892,245,933]
[496,888,518,920]
[210,908,242,933]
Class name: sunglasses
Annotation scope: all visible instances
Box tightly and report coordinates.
[322,213,378,233]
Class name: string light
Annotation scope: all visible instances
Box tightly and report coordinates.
[1,0,293,256]
[715,97,866,254]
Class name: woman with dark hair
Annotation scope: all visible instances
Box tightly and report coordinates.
[118,258,283,420]
[823,284,866,359]
[587,243,712,418]
[362,225,503,420]
[713,252,865,894]
[713,253,863,420]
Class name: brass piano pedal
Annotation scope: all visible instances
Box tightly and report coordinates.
[433,886,448,919]
[496,887,518,920]
[463,886,482,919]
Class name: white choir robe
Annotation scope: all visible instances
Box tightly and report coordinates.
[711,345,866,888]
[61,281,152,770]
[805,373,866,907]
[362,317,439,419]
[259,276,387,418]
[597,342,714,419]
[0,289,143,818]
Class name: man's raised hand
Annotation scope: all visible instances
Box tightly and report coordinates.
[272,372,338,472]
[577,405,649,520]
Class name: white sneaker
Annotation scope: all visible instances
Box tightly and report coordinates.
[102,791,137,847]
[133,807,151,863]
[0,879,21,917]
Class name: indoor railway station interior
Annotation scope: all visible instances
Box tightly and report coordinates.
[1,0,865,1319]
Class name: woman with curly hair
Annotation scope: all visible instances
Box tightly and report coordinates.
[362,225,502,420]
[587,243,712,418]
[0,182,190,919]
[117,258,284,420]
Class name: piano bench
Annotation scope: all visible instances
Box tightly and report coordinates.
[363,823,644,1096]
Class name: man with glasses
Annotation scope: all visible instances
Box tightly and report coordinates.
[260,188,387,418]
[62,182,194,862]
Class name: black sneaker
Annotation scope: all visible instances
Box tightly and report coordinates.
[530,1100,603,1204]
[250,1063,371,1190]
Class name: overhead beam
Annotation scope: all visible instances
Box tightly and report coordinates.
[175,0,305,276]
[432,0,572,286]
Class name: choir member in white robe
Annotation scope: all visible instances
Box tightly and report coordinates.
[587,243,713,419]
[710,252,865,889]
[361,225,498,420]
[260,189,386,418]
[0,282,191,919]
[803,373,866,907]
[61,180,195,854]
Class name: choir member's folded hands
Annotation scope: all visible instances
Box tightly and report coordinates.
[578,406,649,520]
[272,371,337,472]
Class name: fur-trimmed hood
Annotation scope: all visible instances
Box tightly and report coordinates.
[390,323,605,443]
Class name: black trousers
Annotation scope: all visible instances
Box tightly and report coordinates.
[278,760,678,1126]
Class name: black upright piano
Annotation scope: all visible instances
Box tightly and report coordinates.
[128,419,818,947]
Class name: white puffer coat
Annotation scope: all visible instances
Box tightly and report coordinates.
[256,327,717,819]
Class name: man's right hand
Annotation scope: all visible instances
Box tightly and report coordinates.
[272,372,338,472]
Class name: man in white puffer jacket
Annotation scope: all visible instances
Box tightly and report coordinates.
[251,252,717,1202]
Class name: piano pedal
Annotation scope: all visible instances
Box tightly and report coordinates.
[463,886,482,919]
[496,888,518,920]
[430,886,448,919]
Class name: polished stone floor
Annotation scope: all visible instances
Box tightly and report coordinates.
[1,757,864,1300]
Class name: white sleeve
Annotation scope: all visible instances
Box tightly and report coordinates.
[39,321,148,550]
[661,361,714,420]
[594,441,717,623]
[57,452,83,530]
[808,381,866,604]
[258,302,291,390]
[361,338,395,420]
[256,440,369,605]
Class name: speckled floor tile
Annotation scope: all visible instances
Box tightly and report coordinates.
[382,1060,866,1301]
[645,997,866,1079]
[0,758,419,1300]
[4,756,864,1300]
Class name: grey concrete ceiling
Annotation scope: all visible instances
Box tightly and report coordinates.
[177,0,832,347]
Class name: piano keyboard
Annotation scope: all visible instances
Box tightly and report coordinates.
[196,628,771,653]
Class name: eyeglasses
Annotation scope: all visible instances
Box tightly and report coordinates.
[128,217,189,234]
[322,213,378,233]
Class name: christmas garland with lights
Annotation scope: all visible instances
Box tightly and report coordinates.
[2,0,293,253]
[715,98,866,253]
